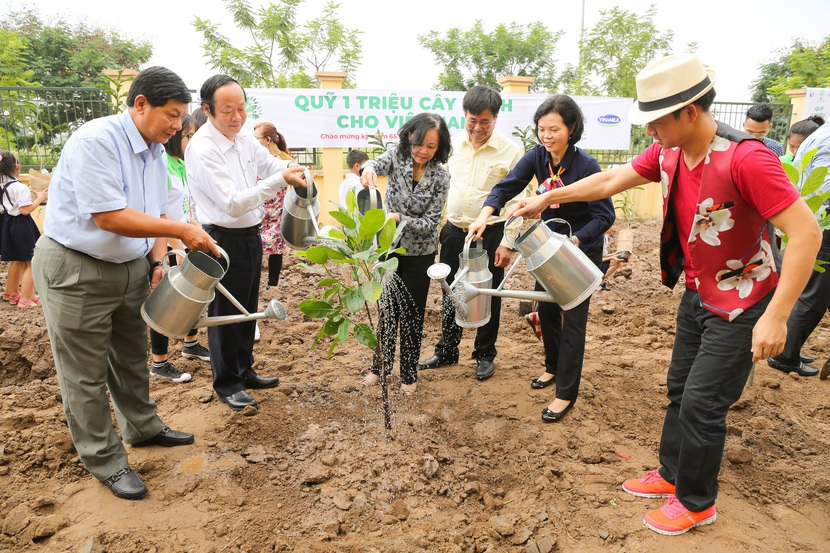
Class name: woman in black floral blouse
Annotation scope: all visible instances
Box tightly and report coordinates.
[360,113,452,395]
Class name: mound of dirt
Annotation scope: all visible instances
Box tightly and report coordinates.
[1,219,829,552]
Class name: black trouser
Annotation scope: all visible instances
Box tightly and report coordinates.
[658,288,772,512]
[373,253,435,385]
[433,223,505,362]
[267,253,283,287]
[538,238,602,401]
[204,228,262,397]
[778,228,830,364]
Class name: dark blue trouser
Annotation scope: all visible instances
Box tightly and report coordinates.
[778,228,830,363]
[205,229,262,397]
[658,288,772,511]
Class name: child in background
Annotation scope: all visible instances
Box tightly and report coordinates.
[339,149,370,206]
[0,151,47,308]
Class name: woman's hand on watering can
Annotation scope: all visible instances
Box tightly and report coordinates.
[509,195,547,220]
[360,166,378,188]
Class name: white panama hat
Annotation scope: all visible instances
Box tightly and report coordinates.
[628,54,717,125]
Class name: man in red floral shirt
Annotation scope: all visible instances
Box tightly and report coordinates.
[504,54,821,536]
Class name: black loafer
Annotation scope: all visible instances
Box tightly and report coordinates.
[132,426,194,447]
[102,468,147,500]
[800,353,815,364]
[475,359,495,380]
[531,376,555,389]
[767,357,819,377]
[219,390,259,411]
[541,398,576,423]
[244,375,280,389]
[418,354,459,370]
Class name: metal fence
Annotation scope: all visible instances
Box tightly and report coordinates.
[0,90,796,173]
[0,86,114,171]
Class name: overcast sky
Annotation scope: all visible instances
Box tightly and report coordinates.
[4,0,829,103]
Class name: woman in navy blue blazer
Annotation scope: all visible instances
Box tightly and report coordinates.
[468,95,615,423]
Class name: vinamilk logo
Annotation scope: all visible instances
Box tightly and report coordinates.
[246,97,263,119]
[597,114,621,127]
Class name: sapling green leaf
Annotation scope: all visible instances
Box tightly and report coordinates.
[353,323,378,349]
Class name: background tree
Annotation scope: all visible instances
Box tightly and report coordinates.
[560,5,674,152]
[0,9,148,168]
[751,36,830,103]
[194,0,362,88]
[1,9,151,88]
[418,20,563,92]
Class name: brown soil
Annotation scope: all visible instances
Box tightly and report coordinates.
[1,219,829,552]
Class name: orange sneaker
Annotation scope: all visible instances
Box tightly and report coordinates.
[622,469,676,498]
[643,495,717,536]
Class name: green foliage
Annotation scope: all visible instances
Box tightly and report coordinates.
[0,29,36,87]
[367,131,393,156]
[511,125,538,153]
[418,20,562,92]
[562,5,673,98]
[98,69,135,113]
[194,0,363,88]
[296,191,404,357]
[1,9,151,88]
[613,187,645,227]
[781,148,830,272]
[751,36,830,103]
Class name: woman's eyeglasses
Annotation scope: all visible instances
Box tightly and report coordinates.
[183,132,195,139]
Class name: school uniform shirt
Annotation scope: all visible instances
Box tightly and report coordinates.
[185,120,292,228]
[43,110,168,263]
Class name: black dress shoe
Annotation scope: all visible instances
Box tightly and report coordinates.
[418,353,459,370]
[475,359,495,380]
[767,357,819,377]
[101,468,147,500]
[541,398,576,423]
[800,353,815,364]
[530,375,555,389]
[219,390,259,411]
[244,375,280,389]
[132,426,194,447]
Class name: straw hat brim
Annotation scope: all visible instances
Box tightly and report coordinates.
[628,68,717,126]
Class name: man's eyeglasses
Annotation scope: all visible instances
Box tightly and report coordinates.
[745,130,769,138]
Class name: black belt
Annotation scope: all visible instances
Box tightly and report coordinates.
[202,223,261,236]
[448,221,505,233]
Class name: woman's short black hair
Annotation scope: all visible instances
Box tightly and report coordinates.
[126,66,191,108]
[396,113,452,164]
[163,114,194,159]
[199,75,245,116]
[533,95,586,144]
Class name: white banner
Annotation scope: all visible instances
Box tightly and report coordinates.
[243,89,633,151]
[802,88,830,121]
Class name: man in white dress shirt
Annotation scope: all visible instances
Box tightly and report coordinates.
[186,75,306,411]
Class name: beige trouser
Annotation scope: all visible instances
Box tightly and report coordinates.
[32,236,164,481]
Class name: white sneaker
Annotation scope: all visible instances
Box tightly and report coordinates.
[254,321,261,342]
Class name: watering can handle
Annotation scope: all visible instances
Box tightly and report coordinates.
[461,236,482,260]
[369,185,378,210]
[546,217,573,237]
[163,246,229,270]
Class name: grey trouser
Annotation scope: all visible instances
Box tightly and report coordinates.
[32,236,164,480]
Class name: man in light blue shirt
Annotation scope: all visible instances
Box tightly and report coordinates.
[769,121,830,377]
[32,66,221,500]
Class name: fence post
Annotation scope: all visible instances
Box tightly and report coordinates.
[785,89,806,127]
[315,71,348,225]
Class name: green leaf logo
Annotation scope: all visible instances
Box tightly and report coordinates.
[246,97,262,119]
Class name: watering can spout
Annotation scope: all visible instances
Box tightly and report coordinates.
[192,299,287,329]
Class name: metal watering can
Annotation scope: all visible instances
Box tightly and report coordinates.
[356,184,383,215]
[281,168,321,250]
[141,247,287,339]
[428,217,602,324]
